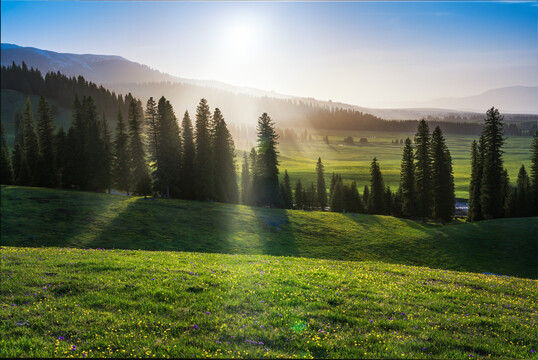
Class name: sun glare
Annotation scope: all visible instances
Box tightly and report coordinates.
[219,20,262,66]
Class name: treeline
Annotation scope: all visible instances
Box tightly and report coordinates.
[1,62,134,124]
[305,108,527,136]
[467,108,538,220]
[280,120,456,222]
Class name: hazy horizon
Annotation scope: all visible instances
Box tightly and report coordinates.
[1,1,537,109]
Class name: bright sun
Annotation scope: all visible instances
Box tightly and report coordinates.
[221,21,261,65]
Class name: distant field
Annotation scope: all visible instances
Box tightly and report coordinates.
[2,186,536,279]
[1,246,537,358]
[250,130,534,199]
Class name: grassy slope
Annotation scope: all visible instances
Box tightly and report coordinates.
[1,186,536,279]
[1,246,536,359]
[269,130,533,199]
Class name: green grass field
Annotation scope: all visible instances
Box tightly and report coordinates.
[259,130,534,199]
[2,186,536,279]
[1,246,537,359]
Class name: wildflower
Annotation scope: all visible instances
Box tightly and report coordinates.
[193,325,199,330]
[259,342,264,345]
[206,311,210,315]
[72,345,76,351]
[58,336,65,340]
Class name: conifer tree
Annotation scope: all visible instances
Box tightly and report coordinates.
[254,113,280,206]
[305,182,316,210]
[480,107,505,219]
[280,169,293,209]
[0,120,14,184]
[316,157,327,210]
[330,174,344,213]
[431,126,455,223]
[515,165,532,217]
[181,110,196,200]
[36,96,57,187]
[329,172,337,204]
[100,114,113,193]
[369,157,385,214]
[54,127,66,187]
[62,127,77,188]
[127,99,151,195]
[145,97,161,192]
[400,137,416,217]
[531,131,538,215]
[467,140,483,221]
[22,98,40,186]
[384,186,393,215]
[241,153,250,205]
[344,181,362,213]
[82,96,106,192]
[363,185,370,213]
[113,109,130,194]
[195,98,214,200]
[13,110,24,150]
[213,108,238,203]
[414,119,432,218]
[157,97,182,198]
[294,179,304,209]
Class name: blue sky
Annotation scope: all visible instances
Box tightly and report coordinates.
[1,1,537,107]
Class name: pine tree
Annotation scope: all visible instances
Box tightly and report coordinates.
[316,157,327,210]
[414,119,432,218]
[515,165,532,217]
[344,181,362,213]
[145,97,161,193]
[22,98,40,186]
[113,109,130,194]
[241,153,250,205]
[82,96,106,192]
[157,97,182,198]
[36,96,57,187]
[100,114,113,193]
[195,98,214,200]
[480,107,505,219]
[253,113,280,206]
[12,142,25,185]
[467,140,483,221]
[280,169,293,209]
[369,157,385,214]
[306,182,316,210]
[127,99,151,195]
[294,179,304,210]
[431,126,455,223]
[330,174,344,213]
[212,108,238,203]
[384,186,393,215]
[13,110,24,150]
[531,131,538,215]
[0,120,14,184]
[54,127,66,187]
[329,172,337,204]
[400,137,416,218]
[363,185,370,213]
[181,110,196,200]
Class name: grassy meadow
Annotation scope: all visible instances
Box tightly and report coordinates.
[1,246,537,359]
[260,130,534,199]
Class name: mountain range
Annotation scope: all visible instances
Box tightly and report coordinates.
[1,43,537,122]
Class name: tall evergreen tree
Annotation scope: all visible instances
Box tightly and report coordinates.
[531,131,538,215]
[13,110,24,150]
[241,153,250,205]
[280,169,293,209]
[0,120,14,184]
[363,185,370,213]
[54,127,66,187]
[100,114,113,193]
[127,99,151,195]
[82,96,106,192]
[369,157,385,214]
[181,110,196,200]
[480,107,505,219]
[157,97,182,198]
[467,140,483,221]
[113,109,130,194]
[145,97,161,193]
[212,108,238,203]
[330,174,344,213]
[294,179,304,209]
[21,98,40,186]
[515,164,532,217]
[316,157,327,210]
[253,113,280,206]
[36,96,57,187]
[344,181,362,213]
[414,119,432,218]
[400,137,416,217]
[431,126,455,223]
[195,98,214,200]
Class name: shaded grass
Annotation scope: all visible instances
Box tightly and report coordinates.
[1,186,536,279]
[0,246,536,358]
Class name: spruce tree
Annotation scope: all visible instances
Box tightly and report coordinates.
[344,181,362,213]
[467,140,483,221]
[330,174,344,213]
[212,108,238,203]
[531,131,538,215]
[515,165,532,217]
[36,96,57,187]
[400,137,416,218]
[181,110,196,200]
[22,98,40,186]
[157,97,182,198]
[82,96,106,192]
[13,110,24,150]
[294,179,304,209]
[54,128,66,187]
[316,157,327,210]
[369,157,385,214]
[195,98,214,200]
[384,186,393,215]
[363,185,370,213]
[145,97,161,192]
[480,107,505,219]
[113,109,130,194]
[431,126,455,223]
[127,99,151,195]
[414,119,432,218]
[0,120,14,184]
[100,114,113,193]
[254,113,280,206]
[280,169,293,209]
[241,153,250,205]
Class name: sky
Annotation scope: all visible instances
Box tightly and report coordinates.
[1,1,537,108]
